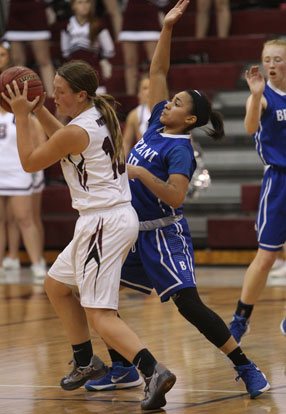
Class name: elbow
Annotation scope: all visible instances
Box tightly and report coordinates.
[169,197,185,209]
[244,119,258,135]
[245,126,257,135]
[22,163,36,173]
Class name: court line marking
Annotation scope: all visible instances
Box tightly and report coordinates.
[0,384,285,393]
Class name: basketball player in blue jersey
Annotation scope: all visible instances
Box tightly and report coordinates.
[85,0,270,399]
[229,39,286,342]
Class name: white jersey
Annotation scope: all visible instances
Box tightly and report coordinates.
[61,106,131,212]
[136,104,151,136]
[0,111,33,195]
[61,16,115,59]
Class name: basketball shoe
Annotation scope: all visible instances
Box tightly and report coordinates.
[3,257,20,270]
[141,362,176,410]
[60,355,108,391]
[229,314,250,344]
[235,360,270,399]
[85,361,143,391]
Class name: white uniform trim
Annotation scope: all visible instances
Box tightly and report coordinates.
[61,17,114,59]
[0,111,33,195]
[257,177,272,241]
[5,30,51,41]
[137,104,151,137]
[119,31,160,42]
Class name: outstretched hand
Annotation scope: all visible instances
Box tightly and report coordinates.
[245,66,265,96]
[164,0,190,28]
[1,80,40,117]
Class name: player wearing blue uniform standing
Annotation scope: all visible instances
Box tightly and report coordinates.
[229,39,286,342]
[85,0,270,399]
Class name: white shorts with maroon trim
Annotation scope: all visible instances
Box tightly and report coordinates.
[48,203,139,310]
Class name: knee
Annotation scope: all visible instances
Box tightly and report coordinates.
[215,0,229,12]
[44,276,71,299]
[87,309,117,336]
[255,251,277,272]
[35,56,52,67]
[16,215,33,229]
[197,0,211,13]
[172,287,201,317]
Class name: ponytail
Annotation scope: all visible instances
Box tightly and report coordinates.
[205,110,225,140]
[186,89,225,141]
[93,95,124,162]
[57,60,124,161]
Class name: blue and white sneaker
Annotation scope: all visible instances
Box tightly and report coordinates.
[235,360,270,399]
[280,318,286,335]
[229,314,250,344]
[85,361,143,391]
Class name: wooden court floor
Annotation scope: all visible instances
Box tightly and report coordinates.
[0,266,285,414]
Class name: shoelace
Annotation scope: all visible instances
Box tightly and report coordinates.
[235,365,258,383]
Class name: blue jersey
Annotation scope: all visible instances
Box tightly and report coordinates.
[127,101,196,221]
[254,81,286,168]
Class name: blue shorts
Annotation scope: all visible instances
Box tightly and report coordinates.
[256,166,286,251]
[121,217,196,302]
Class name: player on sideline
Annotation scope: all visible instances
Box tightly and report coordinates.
[229,39,286,343]
[84,0,270,399]
[2,62,176,410]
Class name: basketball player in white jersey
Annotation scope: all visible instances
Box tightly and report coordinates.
[0,41,46,276]
[2,59,176,410]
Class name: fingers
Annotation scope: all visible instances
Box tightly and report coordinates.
[5,83,15,98]
[4,80,28,98]
[1,91,10,103]
[31,96,40,107]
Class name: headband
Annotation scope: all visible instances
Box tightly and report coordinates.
[187,89,210,127]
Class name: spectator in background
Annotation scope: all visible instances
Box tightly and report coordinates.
[4,0,55,97]
[0,0,9,38]
[2,170,46,272]
[119,0,170,95]
[96,0,122,41]
[61,0,115,93]
[0,41,47,277]
[195,0,231,38]
[122,74,150,157]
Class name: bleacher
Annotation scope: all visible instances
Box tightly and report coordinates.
[39,1,286,265]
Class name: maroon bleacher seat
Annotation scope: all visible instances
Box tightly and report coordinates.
[208,217,257,248]
[241,184,261,213]
[42,185,77,249]
[42,185,76,215]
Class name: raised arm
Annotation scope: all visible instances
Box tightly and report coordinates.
[244,66,267,135]
[148,0,190,112]
[122,108,139,158]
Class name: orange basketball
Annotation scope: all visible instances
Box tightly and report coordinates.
[0,66,44,113]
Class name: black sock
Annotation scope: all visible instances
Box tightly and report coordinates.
[227,347,250,366]
[235,299,254,319]
[72,340,93,367]
[108,349,132,367]
[133,348,157,378]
